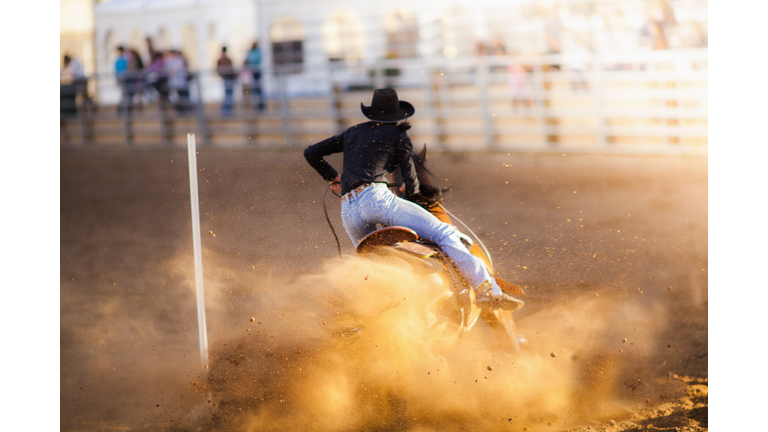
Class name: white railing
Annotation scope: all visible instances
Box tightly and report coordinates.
[61,49,707,155]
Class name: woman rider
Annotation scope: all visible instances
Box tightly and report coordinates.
[304,88,522,311]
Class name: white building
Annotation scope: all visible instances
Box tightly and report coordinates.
[94,0,707,103]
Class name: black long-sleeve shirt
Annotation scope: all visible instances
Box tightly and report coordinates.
[304,121,420,196]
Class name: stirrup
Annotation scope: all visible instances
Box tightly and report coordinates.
[475,281,524,311]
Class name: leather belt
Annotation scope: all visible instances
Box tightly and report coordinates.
[341,183,376,202]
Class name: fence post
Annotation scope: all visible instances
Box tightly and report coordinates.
[241,80,254,146]
[194,73,209,146]
[373,63,384,89]
[122,77,133,145]
[332,82,345,135]
[532,58,548,148]
[592,55,607,149]
[422,64,437,149]
[78,80,90,146]
[477,56,493,150]
[159,90,173,147]
[433,67,449,150]
[278,73,292,147]
[673,56,687,148]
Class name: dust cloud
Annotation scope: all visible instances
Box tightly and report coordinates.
[61,150,706,431]
[171,251,684,432]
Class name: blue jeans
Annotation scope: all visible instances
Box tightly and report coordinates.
[222,79,235,114]
[340,183,500,293]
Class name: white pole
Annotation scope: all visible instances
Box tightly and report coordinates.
[187,133,209,370]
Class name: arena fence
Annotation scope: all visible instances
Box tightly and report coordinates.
[60,49,707,155]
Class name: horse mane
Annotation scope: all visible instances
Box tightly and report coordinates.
[389,144,448,206]
[412,146,441,199]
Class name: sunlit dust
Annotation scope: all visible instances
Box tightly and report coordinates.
[177,252,683,432]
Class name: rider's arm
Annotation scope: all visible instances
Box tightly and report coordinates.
[395,132,420,197]
[304,134,344,182]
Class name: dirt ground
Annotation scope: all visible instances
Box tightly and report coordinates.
[60,148,707,431]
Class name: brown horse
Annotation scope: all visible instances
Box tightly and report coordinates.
[355,145,524,352]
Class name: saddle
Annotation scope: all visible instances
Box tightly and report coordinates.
[355,226,524,296]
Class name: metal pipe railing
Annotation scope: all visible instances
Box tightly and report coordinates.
[60,50,707,154]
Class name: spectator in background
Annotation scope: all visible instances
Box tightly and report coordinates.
[507,53,533,111]
[216,46,238,116]
[542,6,563,71]
[115,46,128,75]
[489,36,508,73]
[567,36,590,91]
[144,37,168,108]
[475,41,488,56]
[61,54,84,82]
[601,7,637,70]
[648,21,667,50]
[644,0,676,50]
[61,54,85,118]
[539,5,562,144]
[649,0,676,32]
[130,49,144,69]
[124,48,146,110]
[164,49,191,114]
[681,21,707,48]
[115,46,130,113]
[244,42,264,111]
[490,37,506,56]
[61,54,96,112]
[128,48,147,108]
[146,51,169,107]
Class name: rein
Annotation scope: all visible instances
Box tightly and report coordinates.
[437,203,495,273]
[322,181,401,261]
[322,183,343,261]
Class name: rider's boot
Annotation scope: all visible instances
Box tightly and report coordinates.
[475,280,524,311]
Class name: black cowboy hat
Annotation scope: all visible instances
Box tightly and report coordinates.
[360,88,415,122]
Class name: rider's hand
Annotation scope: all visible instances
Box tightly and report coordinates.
[331,175,341,194]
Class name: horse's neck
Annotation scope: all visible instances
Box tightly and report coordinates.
[427,203,452,224]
